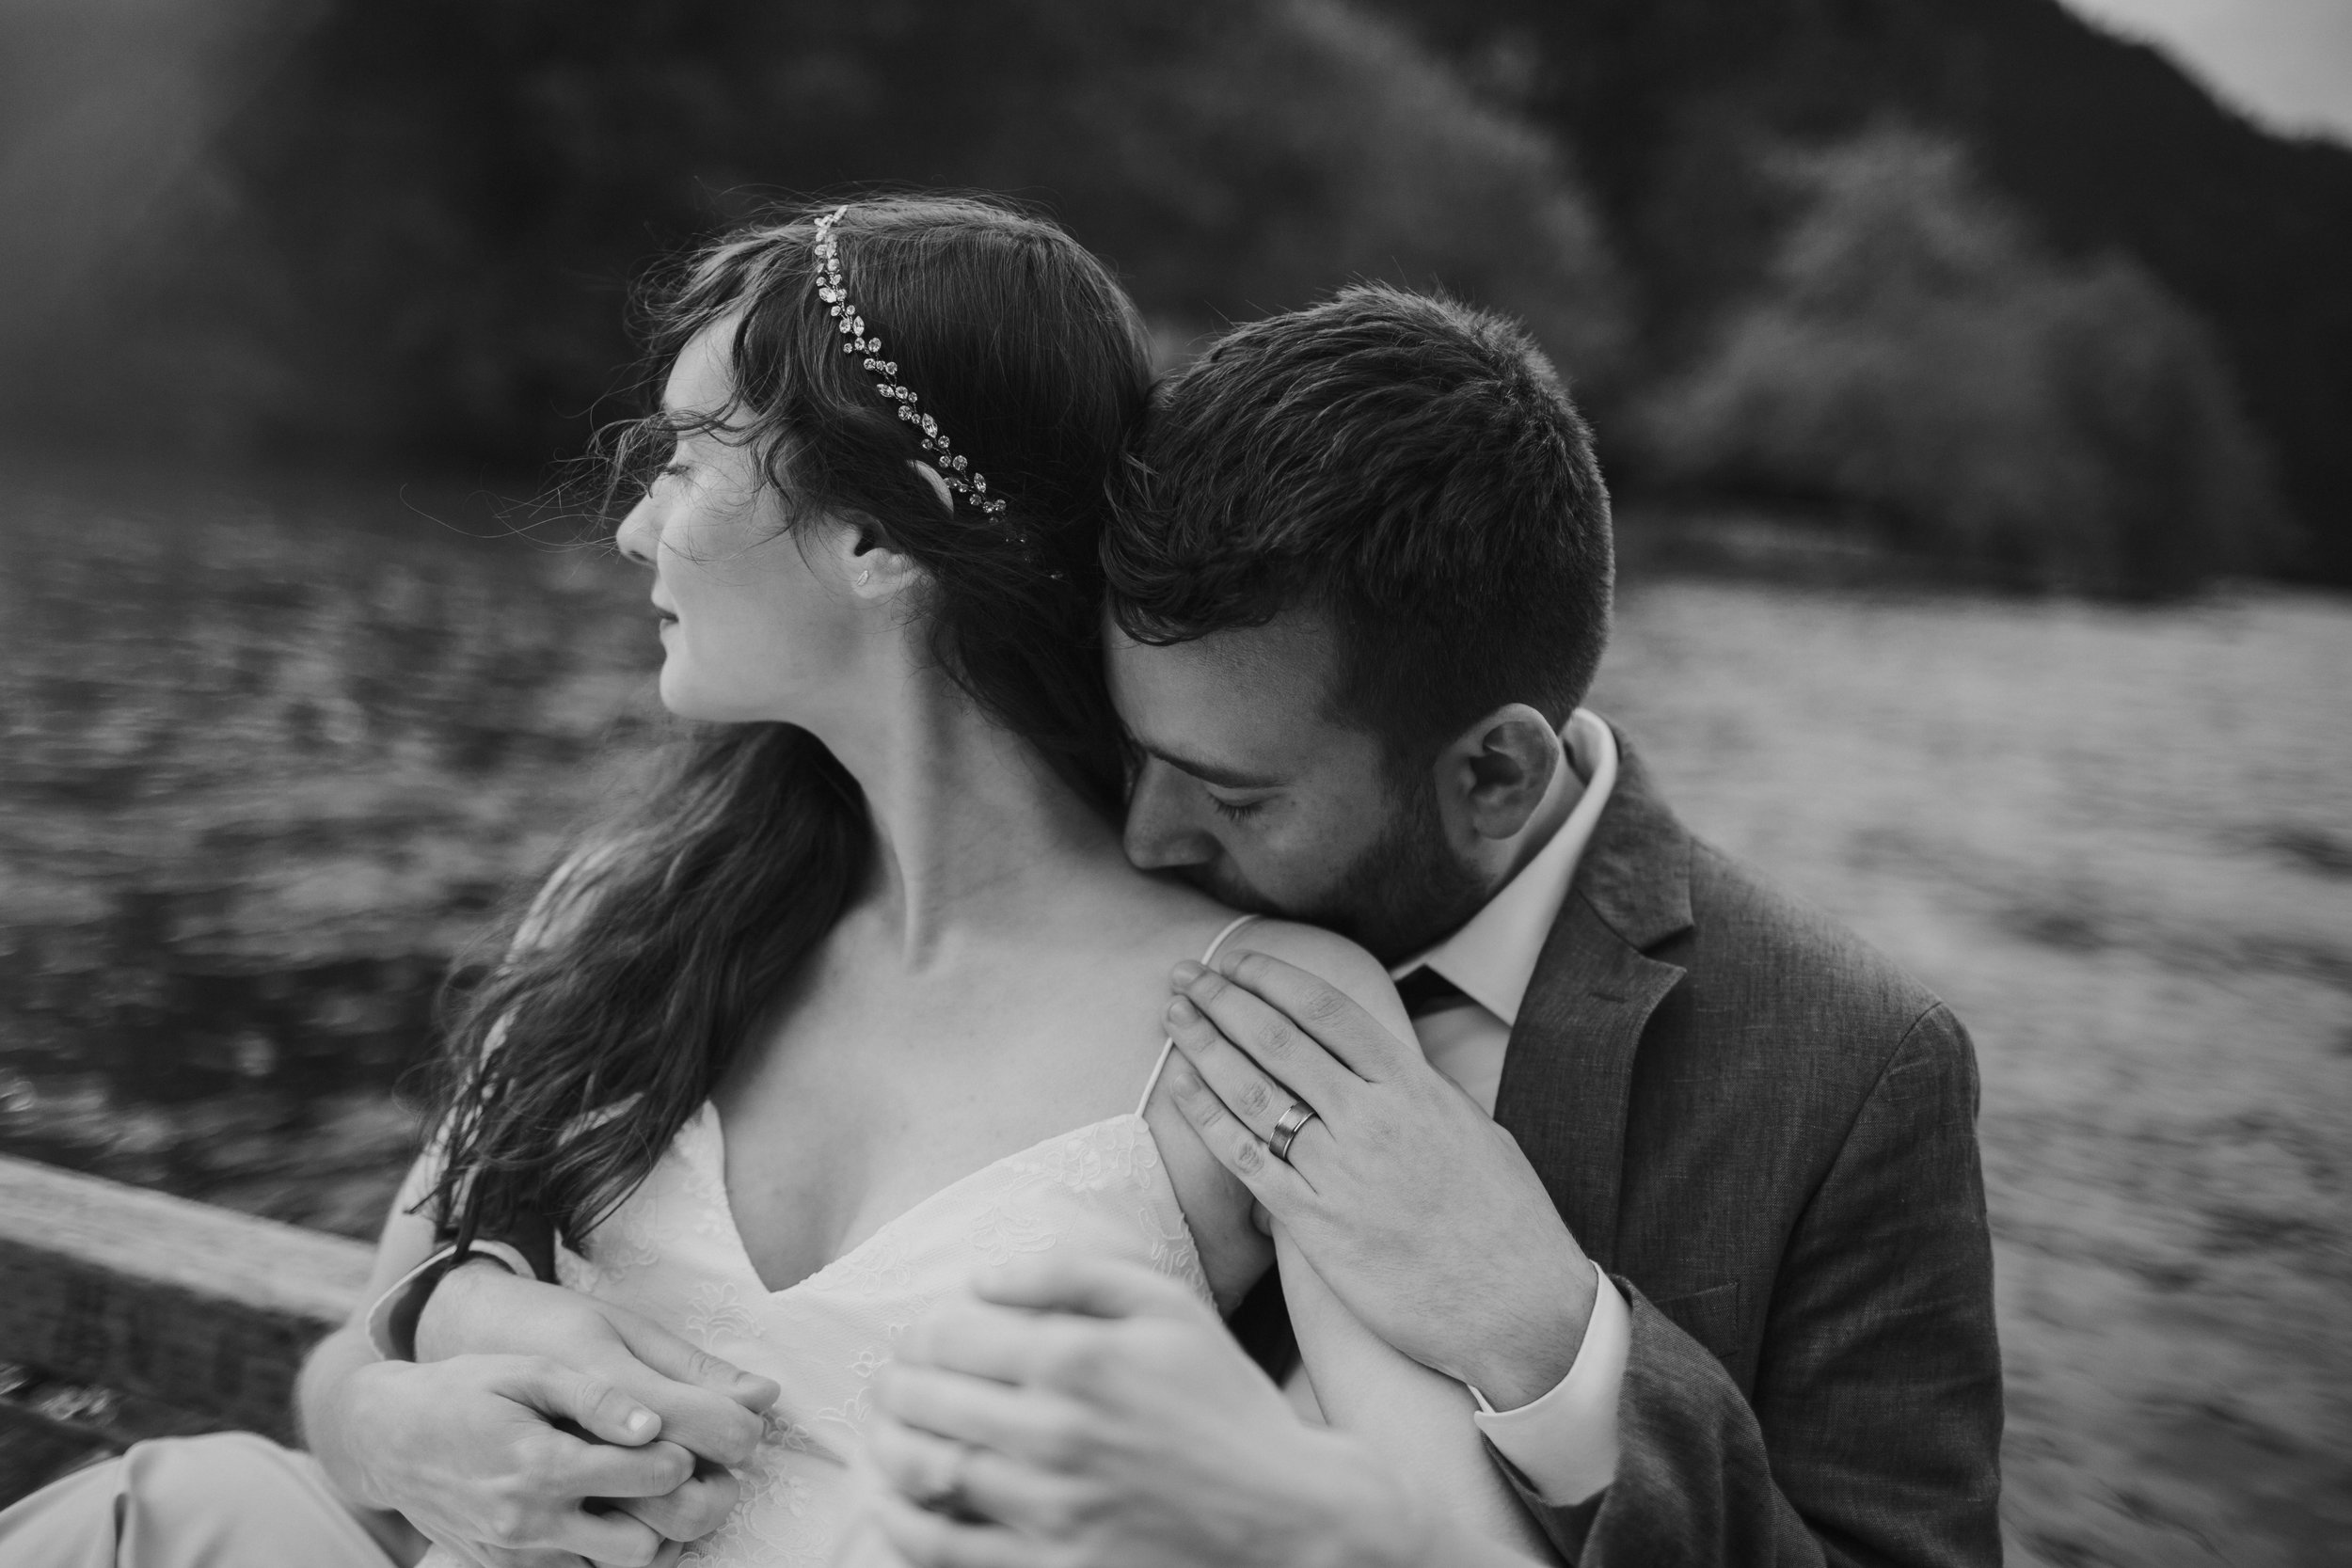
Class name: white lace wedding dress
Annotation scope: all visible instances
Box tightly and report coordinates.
[421,915,1254,1568]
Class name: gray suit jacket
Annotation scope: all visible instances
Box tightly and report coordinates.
[1485,727,2003,1565]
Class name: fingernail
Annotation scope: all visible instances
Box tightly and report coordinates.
[626,1407,658,1437]
[1166,995,1200,1024]
[1171,958,1205,985]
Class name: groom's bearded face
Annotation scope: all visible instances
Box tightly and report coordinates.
[1105,613,1489,964]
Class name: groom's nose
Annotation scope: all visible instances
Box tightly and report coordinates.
[1123,762,1220,872]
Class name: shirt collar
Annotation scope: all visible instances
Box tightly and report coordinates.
[1388,709,1620,1027]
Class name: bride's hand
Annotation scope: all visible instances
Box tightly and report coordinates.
[863,1258,1436,1568]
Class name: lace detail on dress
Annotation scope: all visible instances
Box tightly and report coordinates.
[681,1281,763,1350]
[527,1106,1213,1566]
[815,1226,918,1298]
[1001,1113,1209,1290]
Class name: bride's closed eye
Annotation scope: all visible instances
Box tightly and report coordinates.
[1211,795,1269,824]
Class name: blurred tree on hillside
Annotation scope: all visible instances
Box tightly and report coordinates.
[1366,0,2352,584]
[8,0,2326,594]
[8,0,1620,467]
[1640,129,2283,597]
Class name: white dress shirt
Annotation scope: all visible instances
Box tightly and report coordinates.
[1396,707,1629,1507]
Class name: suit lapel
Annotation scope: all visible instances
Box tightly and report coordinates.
[1492,727,1694,1274]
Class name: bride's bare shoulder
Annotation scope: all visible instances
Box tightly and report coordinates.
[1109,881,1408,1037]
[1215,918,1411,1038]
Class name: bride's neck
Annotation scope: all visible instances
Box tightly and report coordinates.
[818,664,1121,965]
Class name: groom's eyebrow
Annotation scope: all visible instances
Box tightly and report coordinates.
[1136,741,1282,791]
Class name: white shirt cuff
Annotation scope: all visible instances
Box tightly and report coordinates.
[1468,1261,1629,1507]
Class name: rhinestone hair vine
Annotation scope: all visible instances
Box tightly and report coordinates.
[813,205,1009,519]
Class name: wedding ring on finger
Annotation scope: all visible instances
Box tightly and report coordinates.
[1268,1101,1320,1163]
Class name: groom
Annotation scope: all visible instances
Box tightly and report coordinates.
[382,285,2001,1566]
[857,286,2003,1566]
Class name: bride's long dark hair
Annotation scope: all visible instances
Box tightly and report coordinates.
[424,197,1153,1252]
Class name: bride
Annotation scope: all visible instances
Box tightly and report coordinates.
[0,196,1558,1568]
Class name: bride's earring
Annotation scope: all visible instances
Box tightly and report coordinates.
[856,569,873,586]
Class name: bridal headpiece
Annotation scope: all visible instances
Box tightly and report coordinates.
[813,204,1009,519]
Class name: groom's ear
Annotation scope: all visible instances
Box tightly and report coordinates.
[1438,704,1565,845]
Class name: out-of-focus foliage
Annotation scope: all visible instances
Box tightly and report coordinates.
[6,0,1621,465]
[1374,0,2352,585]
[1641,131,2284,596]
[4,0,2344,593]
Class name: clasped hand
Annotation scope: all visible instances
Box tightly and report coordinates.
[349,1263,779,1566]
[864,1258,1431,1568]
[1163,951,1597,1410]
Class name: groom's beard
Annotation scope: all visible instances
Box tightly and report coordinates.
[1308,776,1491,964]
[1190,775,1489,966]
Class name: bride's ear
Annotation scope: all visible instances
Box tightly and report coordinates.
[833,516,920,601]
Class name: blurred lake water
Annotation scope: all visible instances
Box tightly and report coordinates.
[0,467,660,1234]
[1589,578,2351,1567]
[2,471,2345,1563]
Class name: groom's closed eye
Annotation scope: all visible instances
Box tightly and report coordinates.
[1210,794,1272,823]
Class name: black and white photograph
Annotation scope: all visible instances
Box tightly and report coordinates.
[0,1,2345,1564]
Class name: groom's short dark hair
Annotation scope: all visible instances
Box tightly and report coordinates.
[1104,285,1613,768]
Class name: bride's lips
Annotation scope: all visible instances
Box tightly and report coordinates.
[652,600,679,628]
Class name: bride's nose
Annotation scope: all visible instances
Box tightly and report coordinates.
[615,496,659,567]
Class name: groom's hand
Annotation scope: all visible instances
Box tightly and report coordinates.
[404,1262,779,1547]
[419,1263,778,1463]
[338,1350,706,1566]
[1165,951,1597,1411]
[866,1257,1429,1568]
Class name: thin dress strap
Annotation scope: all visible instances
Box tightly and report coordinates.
[1135,913,1263,1118]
